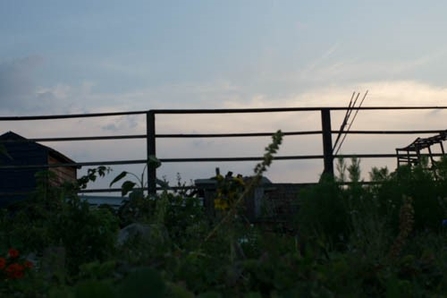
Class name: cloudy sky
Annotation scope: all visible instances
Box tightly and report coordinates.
[1,1,447,190]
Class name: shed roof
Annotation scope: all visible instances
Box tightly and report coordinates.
[0,131,78,167]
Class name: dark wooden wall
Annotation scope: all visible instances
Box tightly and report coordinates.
[0,133,77,207]
[48,154,77,186]
[0,140,47,197]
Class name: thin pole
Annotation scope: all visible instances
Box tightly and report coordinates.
[321,108,334,177]
[146,111,156,195]
[334,90,368,155]
[333,91,356,152]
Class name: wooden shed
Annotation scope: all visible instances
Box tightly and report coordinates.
[0,131,78,207]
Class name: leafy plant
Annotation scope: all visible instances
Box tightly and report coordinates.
[118,267,166,298]
[0,167,119,278]
[297,174,349,248]
[4,131,447,296]
[110,155,167,197]
[375,163,445,234]
[110,155,173,226]
[203,130,283,243]
[212,169,245,212]
[51,197,119,275]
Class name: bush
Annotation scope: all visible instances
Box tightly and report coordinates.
[296,174,350,247]
[376,164,446,234]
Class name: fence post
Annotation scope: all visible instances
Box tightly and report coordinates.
[321,108,334,177]
[146,111,156,195]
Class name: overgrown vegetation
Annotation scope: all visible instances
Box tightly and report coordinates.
[2,131,447,297]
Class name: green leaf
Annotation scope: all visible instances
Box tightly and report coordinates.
[75,280,116,298]
[129,189,144,200]
[197,292,223,298]
[118,267,166,298]
[148,155,162,169]
[89,174,97,182]
[110,171,128,187]
[166,282,195,298]
[156,178,170,189]
[121,181,136,197]
[244,293,262,298]
[97,166,109,177]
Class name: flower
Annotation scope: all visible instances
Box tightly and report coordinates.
[214,198,229,210]
[0,249,33,281]
[234,174,245,186]
[8,248,19,259]
[5,263,24,279]
[23,260,33,269]
[13,270,24,279]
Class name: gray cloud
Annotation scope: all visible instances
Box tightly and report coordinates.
[0,56,44,111]
[0,58,93,116]
[101,115,140,132]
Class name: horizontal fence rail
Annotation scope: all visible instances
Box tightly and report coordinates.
[1,106,447,197]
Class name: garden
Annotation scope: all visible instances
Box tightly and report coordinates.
[2,130,447,297]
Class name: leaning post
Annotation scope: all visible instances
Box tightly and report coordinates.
[321,108,334,178]
[146,110,157,195]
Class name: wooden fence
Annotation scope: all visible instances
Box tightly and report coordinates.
[1,106,447,196]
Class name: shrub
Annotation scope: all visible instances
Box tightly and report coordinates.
[296,174,350,247]
[376,164,445,234]
[0,168,119,276]
[50,196,119,275]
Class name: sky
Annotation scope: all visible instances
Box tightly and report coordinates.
[1,1,447,191]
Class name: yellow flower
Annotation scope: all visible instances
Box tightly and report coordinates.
[214,198,229,210]
[234,175,245,186]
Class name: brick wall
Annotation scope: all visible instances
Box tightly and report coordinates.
[257,183,315,220]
